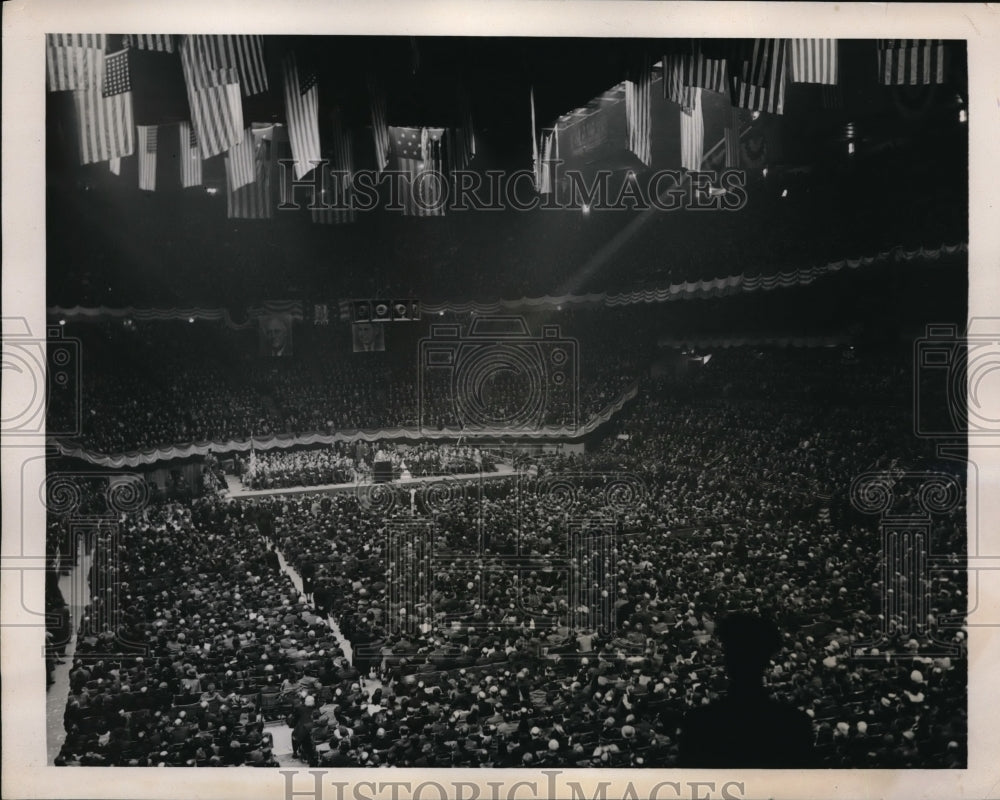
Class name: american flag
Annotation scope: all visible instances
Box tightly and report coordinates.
[662,53,696,109]
[109,157,121,176]
[178,122,203,188]
[626,56,652,167]
[788,39,839,85]
[123,34,174,53]
[46,34,105,92]
[724,104,742,168]
[72,48,134,165]
[390,126,446,217]
[226,131,273,220]
[537,129,556,195]
[731,38,788,115]
[179,35,243,159]
[225,127,257,191]
[312,122,356,225]
[679,88,704,171]
[137,125,157,191]
[877,39,944,85]
[369,74,390,172]
[282,53,322,180]
[204,35,269,97]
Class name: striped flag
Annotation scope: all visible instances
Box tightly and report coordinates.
[179,35,243,159]
[72,48,134,165]
[282,53,322,180]
[724,104,742,168]
[224,127,257,191]
[679,88,704,171]
[626,56,653,167]
[369,74,391,172]
[663,41,728,108]
[788,39,838,84]
[312,122,356,225]
[390,126,446,217]
[226,130,273,220]
[205,35,269,97]
[731,39,788,115]
[537,129,555,194]
[137,125,157,191]
[123,34,174,53]
[663,53,696,109]
[109,157,121,176]
[877,39,944,85]
[46,34,105,92]
[178,121,203,187]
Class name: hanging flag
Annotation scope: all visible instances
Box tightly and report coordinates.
[137,125,157,191]
[205,35,269,97]
[877,40,944,86]
[312,117,356,224]
[72,48,135,165]
[179,35,243,159]
[178,121,203,187]
[124,34,175,53]
[680,88,704,171]
[369,74,391,172]
[390,126,446,217]
[530,86,540,189]
[662,53,696,109]
[723,104,741,168]
[226,129,273,219]
[282,53,322,180]
[788,39,838,84]
[109,157,121,176]
[538,129,555,194]
[626,56,652,167]
[453,85,477,170]
[46,34,106,92]
[731,39,788,115]
[224,128,257,191]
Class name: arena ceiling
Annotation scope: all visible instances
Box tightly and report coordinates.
[46,36,968,308]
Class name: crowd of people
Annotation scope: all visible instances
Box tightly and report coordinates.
[47,345,967,768]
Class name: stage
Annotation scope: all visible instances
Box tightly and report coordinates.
[223,462,516,499]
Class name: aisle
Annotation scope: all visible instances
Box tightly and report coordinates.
[46,538,92,764]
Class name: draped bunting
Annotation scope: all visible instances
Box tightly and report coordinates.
[50,383,639,467]
[657,334,850,349]
[49,244,964,323]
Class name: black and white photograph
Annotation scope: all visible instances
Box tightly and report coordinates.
[3,3,1000,800]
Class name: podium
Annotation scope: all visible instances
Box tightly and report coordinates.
[373,462,394,484]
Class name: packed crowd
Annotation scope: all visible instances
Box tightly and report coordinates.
[47,347,967,768]
[51,311,651,456]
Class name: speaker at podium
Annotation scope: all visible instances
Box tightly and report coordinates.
[373,462,394,484]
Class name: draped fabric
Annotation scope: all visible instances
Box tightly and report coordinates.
[50,244,965,323]
[50,384,639,466]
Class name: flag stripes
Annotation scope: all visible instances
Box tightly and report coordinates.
[312,126,356,224]
[226,132,273,219]
[179,35,244,159]
[137,125,157,191]
[282,53,322,180]
[789,39,838,84]
[626,56,652,167]
[109,157,121,176]
[537,129,556,194]
[390,126,446,217]
[877,39,944,85]
[369,74,391,172]
[681,40,728,93]
[178,121,203,187]
[662,53,696,109]
[225,127,257,191]
[680,88,704,171]
[731,39,788,115]
[47,34,106,91]
[72,48,134,164]
[206,35,268,97]
[124,34,174,53]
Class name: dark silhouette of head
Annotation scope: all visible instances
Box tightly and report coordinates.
[715,611,782,690]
